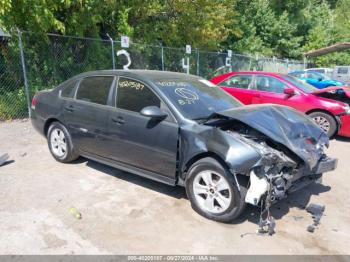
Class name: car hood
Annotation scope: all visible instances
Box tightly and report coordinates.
[214,104,329,170]
[322,80,343,86]
[312,86,350,96]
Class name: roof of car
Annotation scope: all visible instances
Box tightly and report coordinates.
[228,71,285,75]
[210,71,292,84]
[289,70,305,73]
[74,70,200,81]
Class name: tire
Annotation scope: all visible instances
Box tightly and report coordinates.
[308,111,337,137]
[185,157,247,223]
[47,121,79,163]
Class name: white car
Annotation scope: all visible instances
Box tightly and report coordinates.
[333,66,350,85]
[306,68,334,79]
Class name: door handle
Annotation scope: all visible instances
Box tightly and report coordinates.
[64,105,74,112]
[111,117,125,125]
[253,94,261,98]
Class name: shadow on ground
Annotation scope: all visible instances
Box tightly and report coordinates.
[74,157,331,225]
[335,135,350,142]
[83,157,187,200]
[236,182,331,226]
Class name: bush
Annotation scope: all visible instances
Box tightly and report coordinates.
[0,89,28,120]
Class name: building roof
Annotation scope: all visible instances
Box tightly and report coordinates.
[304,42,350,57]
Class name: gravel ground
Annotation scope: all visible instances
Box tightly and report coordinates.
[0,119,350,255]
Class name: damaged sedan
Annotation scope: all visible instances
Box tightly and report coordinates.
[31,70,337,222]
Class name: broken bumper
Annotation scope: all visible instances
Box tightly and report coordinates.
[245,157,337,206]
[314,157,337,174]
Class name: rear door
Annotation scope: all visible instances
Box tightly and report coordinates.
[106,77,178,179]
[253,75,300,108]
[63,75,115,155]
[218,74,260,105]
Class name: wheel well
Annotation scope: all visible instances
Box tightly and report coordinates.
[180,152,231,183]
[306,109,338,121]
[43,118,60,136]
[306,109,339,131]
[180,152,249,188]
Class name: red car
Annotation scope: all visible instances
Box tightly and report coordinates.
[210,71,350,138]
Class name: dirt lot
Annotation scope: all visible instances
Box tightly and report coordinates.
[0,119,350,255]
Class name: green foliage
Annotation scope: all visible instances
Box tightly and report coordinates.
[1,0,350,62]
[2,0,350,120]
[0,89,28,120]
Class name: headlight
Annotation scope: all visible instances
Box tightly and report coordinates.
[344,105,350,114]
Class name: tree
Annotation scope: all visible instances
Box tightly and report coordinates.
[227,0,302,58]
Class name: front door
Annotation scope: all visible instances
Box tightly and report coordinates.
[106,77,178,179]
[63,75,115,155]
[253,75,299,108]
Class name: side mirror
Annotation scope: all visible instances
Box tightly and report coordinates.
[140,106,168,120]
[284,88,295,96]
[318,77,323,81]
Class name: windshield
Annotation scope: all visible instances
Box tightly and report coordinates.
[281,75,318,93]
[307,71,330,80]
[156,78,243,120]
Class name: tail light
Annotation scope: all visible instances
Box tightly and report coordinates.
[31,95,38,109]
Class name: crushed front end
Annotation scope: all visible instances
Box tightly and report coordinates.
[220,117,337,234]
[224,124,337,205]
[213,105,338,205]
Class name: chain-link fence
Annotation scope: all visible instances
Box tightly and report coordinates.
[0,30,305,120]
[0,33,28,120]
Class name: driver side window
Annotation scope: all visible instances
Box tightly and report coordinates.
[256,76,287,94]
[116,77,160,112]
[116,77,175,122]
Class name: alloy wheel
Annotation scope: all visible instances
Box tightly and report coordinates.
[50,128,67,158]
[313,116,330,133]
[192,170,232,214]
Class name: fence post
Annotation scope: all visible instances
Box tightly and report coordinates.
[16,28,31,118]
[107,34,115,69]
[161,44,164,71]
[196,49,200,76]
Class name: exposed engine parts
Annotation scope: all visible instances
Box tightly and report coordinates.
[221,123,331,235]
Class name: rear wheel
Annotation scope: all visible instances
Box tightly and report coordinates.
[308,111,337,137]
[47,122,79,163]
[185,157,247,223]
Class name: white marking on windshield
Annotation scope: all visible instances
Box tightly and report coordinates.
[174,88,199,105]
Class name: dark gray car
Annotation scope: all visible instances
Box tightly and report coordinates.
[31,70,337,222]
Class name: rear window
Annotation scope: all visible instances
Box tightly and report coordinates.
[308,69,324,74]
[76,76,114,105]
[61,80,77,98]
[220,74,253,89]
[337,67,348,74]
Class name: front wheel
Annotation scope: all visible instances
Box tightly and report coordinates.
[185,157,247,223]
[308,111,337,137]
[47,122,79,163]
